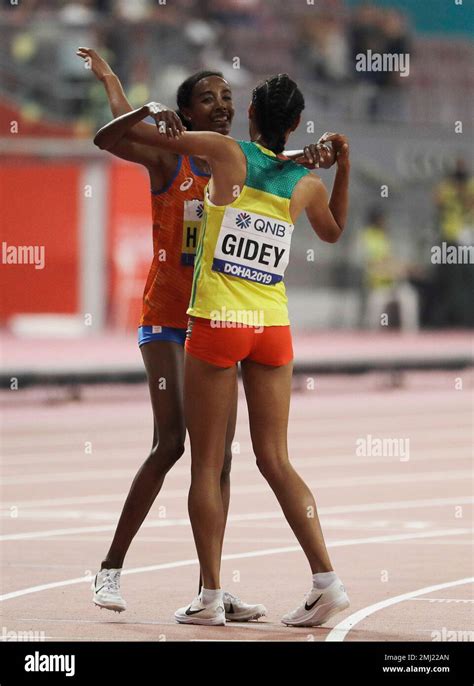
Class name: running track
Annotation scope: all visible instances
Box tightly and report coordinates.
[1,371,472,642]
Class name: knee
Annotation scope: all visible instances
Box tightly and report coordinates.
[220,451,232,481]
[255,454,288,482]
[148,434,185,472]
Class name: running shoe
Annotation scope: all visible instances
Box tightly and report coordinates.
[281,579,349,627]
[175,593,226,626]
[223,591,267,621]
[92,568,126,613]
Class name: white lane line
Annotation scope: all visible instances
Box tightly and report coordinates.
[2,493,471,512]
[411,598,474,603]
[1,497,472,541]
[3,427,470,460]
[3,407,470,438]
[1,497,471,541]
[2,468,471,488]
[325,577,474,642]
[3,443,471,468]
[2,494,128,509]
[0,528,471,603]
[16,617,287,634]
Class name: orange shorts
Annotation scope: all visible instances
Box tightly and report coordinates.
[185,317,293,368]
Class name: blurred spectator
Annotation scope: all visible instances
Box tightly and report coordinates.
[435,159,474,245]
[358,208,419,331]
[430,160,474,327]
[349,3,411,120]
[298,16,349,84]
[114,0,150,22]
[350,2,386,74]
[375,8,411,120]
[206,0,262,27]
[57,1,98,117]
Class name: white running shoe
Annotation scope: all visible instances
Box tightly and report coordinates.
[175,594,226,626]
[92,568,127,613]
[281,579,349,627]
[223,591,267,622]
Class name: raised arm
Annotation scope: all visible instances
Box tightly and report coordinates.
[77,48,185,169]
[77,47,184,141]
[294,133,350,243]
[285,139,335,169]
[94,103,237,161]
[94,104,246,204]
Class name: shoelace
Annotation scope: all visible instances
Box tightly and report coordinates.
[223,592,241,604]
[102,571,120,593]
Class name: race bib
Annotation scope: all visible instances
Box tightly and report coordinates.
[181,200,204,266]
[212,207,293,285]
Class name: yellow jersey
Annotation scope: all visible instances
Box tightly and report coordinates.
[187,141,310,327]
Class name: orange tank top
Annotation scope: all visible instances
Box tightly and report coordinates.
[140,156,210,328]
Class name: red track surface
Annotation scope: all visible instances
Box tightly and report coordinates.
[1,330,473,373]
[1,371,473,642]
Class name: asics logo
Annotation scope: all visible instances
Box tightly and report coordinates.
[180,177,194,191]
[304,594,322,611]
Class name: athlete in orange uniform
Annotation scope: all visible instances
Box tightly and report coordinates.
[78,48,267,621]
[81,49,333,621]
[140,155,210,330]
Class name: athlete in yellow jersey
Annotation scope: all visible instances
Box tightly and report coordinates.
[79,48,267,621]
[95,74,350,628]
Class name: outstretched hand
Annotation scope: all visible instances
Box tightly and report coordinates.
[297,142,335,169]
[146,102,186,139]
[76,47,114,81]
[318,132,350,167]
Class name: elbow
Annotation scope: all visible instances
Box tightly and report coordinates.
[93,130,109,150]
[323,229,342,244]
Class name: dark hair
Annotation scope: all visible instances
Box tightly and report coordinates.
[176,70,225,130]
[251,74,305,154]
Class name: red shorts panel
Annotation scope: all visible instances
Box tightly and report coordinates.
[185,317,293,368]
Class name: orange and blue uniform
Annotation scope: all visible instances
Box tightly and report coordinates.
[138,155,210,347]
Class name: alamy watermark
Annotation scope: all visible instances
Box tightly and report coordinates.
[431,242,473,264]
[431,627,474,641]
[1,626,46,641]
[2,242,45,269]
[356,434,410,461]
[355,50,410,77]
[210,307,264,333]
[25,651,75,677]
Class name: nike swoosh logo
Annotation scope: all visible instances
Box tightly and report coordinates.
[185,606,206,616]
[305,594,323,611]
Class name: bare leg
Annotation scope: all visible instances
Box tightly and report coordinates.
[197,378,237,593]
[184,353,237,590]
[101,341,186,570]
[241,359,333,574]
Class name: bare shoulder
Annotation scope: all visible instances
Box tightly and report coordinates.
[293,171,326,198]
[289,171,329,222]
[191,131,241,158]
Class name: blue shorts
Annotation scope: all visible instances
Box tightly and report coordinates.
[138,325,187,348]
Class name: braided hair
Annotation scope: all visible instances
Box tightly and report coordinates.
[176,70,225,130]
[251,74,305,154]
